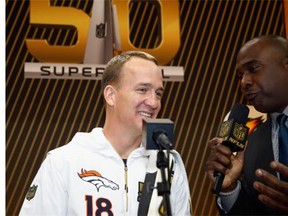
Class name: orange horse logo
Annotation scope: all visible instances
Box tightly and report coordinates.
[78,168,119,192]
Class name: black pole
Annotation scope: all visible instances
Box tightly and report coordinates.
[156,149,172,216]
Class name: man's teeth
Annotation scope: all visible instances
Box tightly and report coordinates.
[139,112,152,117]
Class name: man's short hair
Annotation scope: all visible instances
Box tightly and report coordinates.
[101,51,158,94]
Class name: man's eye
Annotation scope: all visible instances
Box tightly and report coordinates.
[138,88,147,93]
[247,64,259,72]
[156,92,163,99]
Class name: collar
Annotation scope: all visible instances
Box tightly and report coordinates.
[270,106,288,124]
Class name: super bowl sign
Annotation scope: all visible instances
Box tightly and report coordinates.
[24,0,184,81]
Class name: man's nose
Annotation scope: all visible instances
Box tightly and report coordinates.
[146,93,160,109]
[241,73,252,90]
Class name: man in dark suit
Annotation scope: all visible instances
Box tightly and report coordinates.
[205,35,288,215]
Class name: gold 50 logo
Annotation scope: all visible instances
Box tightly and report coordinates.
[25,0,183,81]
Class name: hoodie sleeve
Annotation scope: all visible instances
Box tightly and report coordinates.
[19,152,67,216]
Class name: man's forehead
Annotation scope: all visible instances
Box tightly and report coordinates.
[239,39,283,63]
[240,38,283,54]
[238,39,273,60]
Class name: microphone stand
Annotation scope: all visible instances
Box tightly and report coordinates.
[156,147,172,216]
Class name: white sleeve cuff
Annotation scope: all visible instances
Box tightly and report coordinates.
[217,180,241,213]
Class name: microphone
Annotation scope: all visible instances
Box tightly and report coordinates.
[142,119,174,150]
[153,129,173,149]
[212,103,250,195]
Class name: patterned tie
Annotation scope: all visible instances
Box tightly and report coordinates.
[277,114,288,167]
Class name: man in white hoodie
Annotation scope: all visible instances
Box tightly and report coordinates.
[19,51,192,216]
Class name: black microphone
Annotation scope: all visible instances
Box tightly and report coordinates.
[142,119,174,150]
[153,129,173,149]
[212,103,250,195]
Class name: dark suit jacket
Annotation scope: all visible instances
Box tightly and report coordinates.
[224,117,287,215]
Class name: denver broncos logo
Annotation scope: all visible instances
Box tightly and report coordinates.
[78,168,119,192]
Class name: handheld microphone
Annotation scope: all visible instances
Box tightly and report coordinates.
[212,103,249,195]
[142,119,174,150]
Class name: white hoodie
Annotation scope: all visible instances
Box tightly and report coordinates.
[19,128,192,216]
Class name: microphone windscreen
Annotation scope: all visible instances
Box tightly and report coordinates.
[142,119,174,150]
[228,103,249,124]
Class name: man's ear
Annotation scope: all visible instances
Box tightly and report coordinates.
[103,85,116,106]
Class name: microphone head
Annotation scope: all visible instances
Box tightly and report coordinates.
[152,129,167,144]
[142,118,174,150]
[228,103,249,124]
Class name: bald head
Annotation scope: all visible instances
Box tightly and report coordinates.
[240,35,288,57]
